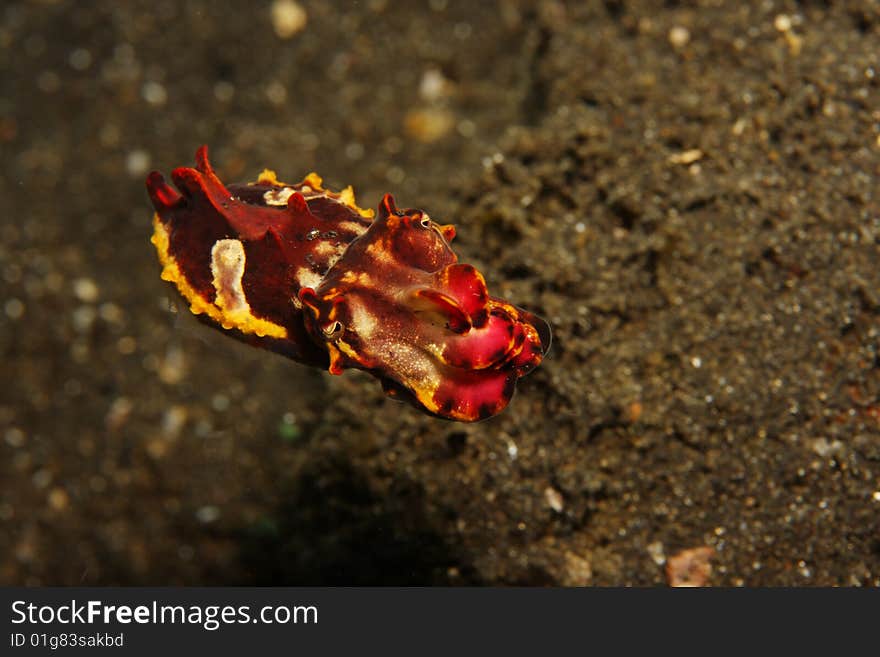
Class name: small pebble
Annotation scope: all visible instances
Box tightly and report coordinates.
[196,505,220,524]
[162,405,188,438]
[68,48,92,71]
[48,487,69,511]
[141,81,168,106]
[345,142,365,160]
[453,22,472,39]
[666,546,715,587]
[811,437,844,458]
[146,439,169,459]
[98,302,124,323]
[271,0,307,39]
[117,336,137,354]
[195,419,213,438]
[404,108,455,143]
[279,412,300,441]
[647,541,666,566]
[266,81,287,105]
[5,298,24,319]
[797,559,812,578]
[158,345,186,384]
[456,119,476,138]
[774,14,792,32]
[126,150,151,177]
[668,26,690,48]
[544,486,564,513]
[32,469,53,489]
[5,427,26,448]
[386,166,405,185]
[669,148,704,165]
[419,68,452,102]
[561,551,593,585]
[72,306,96,333]
[73,277,99,303]
[105,397,134,433]
[624,401,643,423]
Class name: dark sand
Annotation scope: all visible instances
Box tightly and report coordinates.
[1,1,878,585]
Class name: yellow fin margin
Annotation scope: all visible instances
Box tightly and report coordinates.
[253,168,374,220]
[151,215,288,340]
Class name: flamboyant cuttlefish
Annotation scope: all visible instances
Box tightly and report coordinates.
[146,147,550,421]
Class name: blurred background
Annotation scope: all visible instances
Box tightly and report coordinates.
[1,0,879,585]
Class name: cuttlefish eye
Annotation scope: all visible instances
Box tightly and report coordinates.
[322,321,344,339]
[419,216,432,229]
